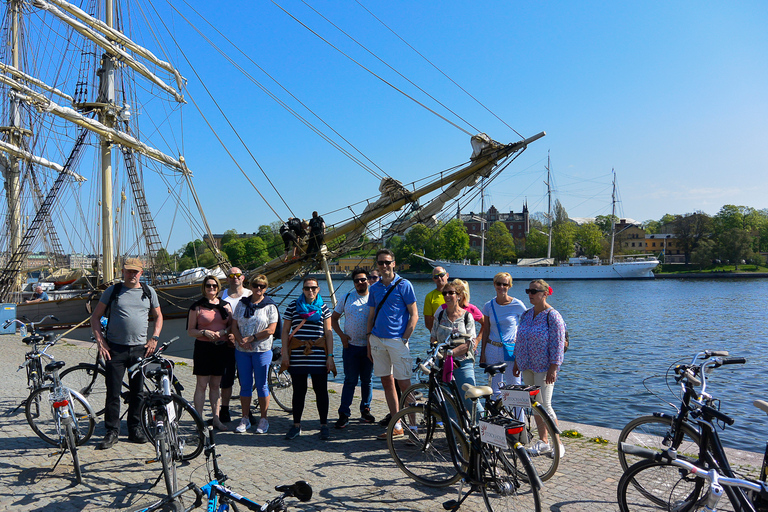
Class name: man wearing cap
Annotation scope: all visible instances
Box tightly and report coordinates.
[423,266,448,331]
[90,257,163,450]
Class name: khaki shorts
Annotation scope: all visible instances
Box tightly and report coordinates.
[369,334,412,381]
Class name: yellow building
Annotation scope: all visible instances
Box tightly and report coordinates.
[336,256,376,273]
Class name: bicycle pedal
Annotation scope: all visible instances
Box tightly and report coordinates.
[442,499,459,510]
[145,458,158,464]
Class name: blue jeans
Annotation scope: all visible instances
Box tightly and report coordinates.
[235,350,271,398]
[338,344,374,417]
[453,358,484,415]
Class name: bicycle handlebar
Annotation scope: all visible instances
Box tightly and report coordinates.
[127,337,180,376]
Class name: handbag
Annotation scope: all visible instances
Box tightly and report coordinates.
[490,300,515,361]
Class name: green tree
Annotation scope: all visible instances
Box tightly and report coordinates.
[244,236,269,266]
[690,238,715,270]
[438,219,470,260]
[519,229,548,258]
[673,212,712,265]
[642,219,661,234]
[485,221,515,263]
[716,228,756,269]
[575,223,603,258]
[594,215,617,236]
[552,222,576,261]
[222,238,247,267]
[154,248,174,271]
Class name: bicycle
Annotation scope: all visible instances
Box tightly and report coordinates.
[251,346,293,413]
[129,337,206,501]
[387,332,542,511]
[617,442,768,512]
[136,427,313,512]
[4,315,59,413]
[617,355,761,511]
[18,331,96,485]
[617,350,746,504]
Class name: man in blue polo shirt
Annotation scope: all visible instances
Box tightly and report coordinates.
[366,249,418,439]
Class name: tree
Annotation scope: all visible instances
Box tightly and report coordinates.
[438,219,470,260]
[575,223,603,258]
[243,236,269,266]
[552,222,576,261]
[690,238,715,270]
[222,238,247,267]
[594,215,617,236]
[642,219,661,234]
[519,229,548,258]
[716,228,755,269]
[485,221,515,263]
[673,212,712,265]
[553,200,569,226]
[154,248,174,271]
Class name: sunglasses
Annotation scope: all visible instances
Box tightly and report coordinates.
[228,273,242,278]
[442,290,456,296]
[377,260,394,266]
[368,276,380,282]
[525,288,545,295]
[303,286,318,291]
[494,282,511,287]
[205,284,218,289]
[252,283,267,290]
[353,278,368,283]
[432,272,447,279]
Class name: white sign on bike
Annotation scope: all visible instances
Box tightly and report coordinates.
[479,421,508,449]
[166,402,176,423]
[501,389,531,408]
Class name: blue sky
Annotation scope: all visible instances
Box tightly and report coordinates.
[135,0,768,251]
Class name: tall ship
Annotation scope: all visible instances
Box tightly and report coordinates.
[0,0,547,329]
[424,165,659,280]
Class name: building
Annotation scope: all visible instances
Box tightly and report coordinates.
[462,204,529,250]
[645,234,684,263]
[336,256,376,273]
[614,219,647,253]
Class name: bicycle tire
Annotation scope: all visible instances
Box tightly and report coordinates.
[387,405,469,487]
[25,386,96,446]
[504,402,560,482]
[399,382,461,419]
[158,430,178,497]
[617,458,705,512]
[60,363,108,416]
[65,420,83,485]
[480,445,541,512]
[268,364,293,413]
[140,393,206,461]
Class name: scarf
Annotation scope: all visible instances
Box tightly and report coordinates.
[239,295,282,339]
[295,292,324,322]
[188,297,229,330]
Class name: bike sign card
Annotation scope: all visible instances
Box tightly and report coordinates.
[479,421,508,449]
[501,389,531,408]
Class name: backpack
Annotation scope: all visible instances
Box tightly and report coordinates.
[103,281,153,334]
[524,308,569,353]
[437,309,473,333]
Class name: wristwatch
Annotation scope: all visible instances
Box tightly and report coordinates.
[150,335,160,341]
[327,354,335,358]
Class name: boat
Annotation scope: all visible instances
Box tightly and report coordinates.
[423,167,659,280]
[0,1,546,329]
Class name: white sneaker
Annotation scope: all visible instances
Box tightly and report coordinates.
[235,418,251,433]
[527,439,551,456]
[256,418,269,434]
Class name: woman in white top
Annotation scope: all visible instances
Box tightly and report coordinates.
[232,274,278,434]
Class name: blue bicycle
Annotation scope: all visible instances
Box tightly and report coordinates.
[136,427,312,511]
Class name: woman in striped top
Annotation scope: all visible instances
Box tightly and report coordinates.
[280,277,335,440]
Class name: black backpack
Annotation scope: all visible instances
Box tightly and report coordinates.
[103,281,153,334]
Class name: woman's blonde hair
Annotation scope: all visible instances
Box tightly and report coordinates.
[493,272,512,286]
[530,278,550,296]
[450,279,470,307]
[200,275,221,295]
[250,274,269,289]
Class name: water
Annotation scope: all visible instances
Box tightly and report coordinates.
[301,276,768,453]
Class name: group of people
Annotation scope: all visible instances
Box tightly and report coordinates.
[89,250,566,454]
[279,212,325,262]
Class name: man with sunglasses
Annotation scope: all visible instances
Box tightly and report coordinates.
[366,249,418,439]
[331,268,376,429]
[423,267,448,331]
[219,268,252,424]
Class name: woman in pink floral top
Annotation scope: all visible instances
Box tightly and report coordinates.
[512,278,566,457]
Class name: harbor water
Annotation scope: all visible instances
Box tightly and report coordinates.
[298,276,768,453]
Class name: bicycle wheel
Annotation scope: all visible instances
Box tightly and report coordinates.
[506,402,559,482]
[157,430,178,497]
[25,386,96,446]
[617,459,705,512]
[479,445,541,512]
[268,364,293,413]
[387,405,469,487]
[64,420,83,485]
[399,382,461,421]
[140,394,206,461]
[60,364,108,416]
[619,415,702,471]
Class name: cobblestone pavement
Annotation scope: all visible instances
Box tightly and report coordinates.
[0,333,761,511]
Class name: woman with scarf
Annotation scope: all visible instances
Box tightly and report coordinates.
[231,274,279,434]
[280,277,335,440]
[187,276,233,431]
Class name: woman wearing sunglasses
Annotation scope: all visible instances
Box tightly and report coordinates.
[513,278,566,457]
[280,278,335,440]
[187,276,232,431]
[231,274,279,434]
[481,272,527,395]
[431,279,478,411]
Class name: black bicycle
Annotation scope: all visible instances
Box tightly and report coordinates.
[136,427,313,512]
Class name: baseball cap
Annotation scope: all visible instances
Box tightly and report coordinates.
[123,257,143,271]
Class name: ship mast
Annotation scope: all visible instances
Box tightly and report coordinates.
[609,169,616,264]
[99,0,116,283]
[4,0,23,256]
[546,152,552,259]
[480,176,485,266]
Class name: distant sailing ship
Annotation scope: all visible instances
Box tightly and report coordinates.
[0,0,546,328]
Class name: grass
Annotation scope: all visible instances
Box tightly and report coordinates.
[561,429,583,439]
[657,264,768,274]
